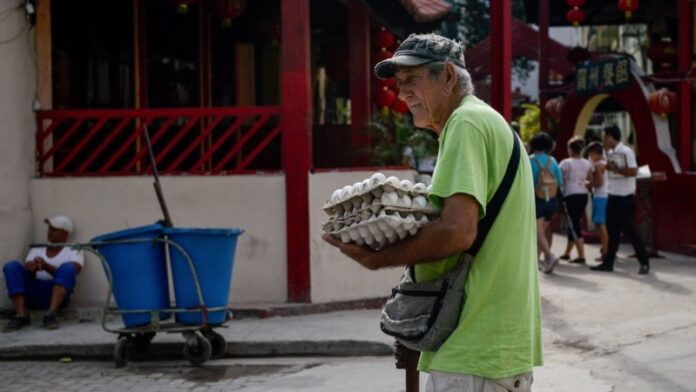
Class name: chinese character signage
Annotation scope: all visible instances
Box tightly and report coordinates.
[576,58,631,94]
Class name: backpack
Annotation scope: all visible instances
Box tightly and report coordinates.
[534,157,558,201]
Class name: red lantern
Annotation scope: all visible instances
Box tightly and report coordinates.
[373,27,396,51]
[375,77,397,91]
[618,0,639,19]
[374,48,394,64]
[566,7,585,27]
[647,39,678,71]
[566,0,585,7]
[392,98,409,114]
[545,97,565,120]
[648,88,677,117]
[376,87,397,109]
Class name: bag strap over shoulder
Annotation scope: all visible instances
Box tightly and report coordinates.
[467,127,521,257]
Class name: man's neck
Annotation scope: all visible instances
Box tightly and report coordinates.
[432,92,466,134]
[46,246,63,257]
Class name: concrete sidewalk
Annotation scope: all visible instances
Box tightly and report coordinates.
[0,308,394,360]
[0,236,695,391]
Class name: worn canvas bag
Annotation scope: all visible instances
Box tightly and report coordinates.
[534,157,558,201]
[380,128,521,352]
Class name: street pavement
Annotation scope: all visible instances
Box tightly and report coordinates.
[0,235,695,391]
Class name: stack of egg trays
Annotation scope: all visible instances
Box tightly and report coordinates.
[322,173,440,250]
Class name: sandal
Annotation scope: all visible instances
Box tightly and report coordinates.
[559,255,570,260]
[570,257,586,264]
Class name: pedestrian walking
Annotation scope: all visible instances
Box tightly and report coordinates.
[558,137,593,264]
[586,141,609,260]
[590,125,650,274]
[323,34,541,392]
[529,132,563,273]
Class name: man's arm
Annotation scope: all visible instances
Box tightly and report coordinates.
[606,161,638,177]
[35,260,82,276]
[323,193,479,270]
[588,163,605,187]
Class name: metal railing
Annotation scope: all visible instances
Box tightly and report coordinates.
[36,106,282,176]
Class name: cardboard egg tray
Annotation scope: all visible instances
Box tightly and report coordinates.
[322,173,440,249]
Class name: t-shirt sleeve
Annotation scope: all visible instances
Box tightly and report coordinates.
[25,248,40,262]
[529,156,539,185]
[69,248,85,266]
[626,148,638,168]
[552,158,564,187]
[429,119,488,218]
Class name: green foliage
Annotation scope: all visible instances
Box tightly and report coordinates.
[368,108,438,167]
[518,103,541,142]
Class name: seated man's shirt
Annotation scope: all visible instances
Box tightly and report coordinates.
[25,247,84,280]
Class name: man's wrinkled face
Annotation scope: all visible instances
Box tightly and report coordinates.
[395,65,447,129]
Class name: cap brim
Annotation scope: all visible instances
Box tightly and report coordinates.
[374,55,433,79]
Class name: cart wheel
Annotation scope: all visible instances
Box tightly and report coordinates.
[204,331,227,359]
[114,336,130,368]
[132,332,156,355]
[183,335,212,366]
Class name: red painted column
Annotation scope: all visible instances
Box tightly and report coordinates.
[491,0,512,121]
[281,0,312,302]
[348,1,372,165]
[538,0,549,132]
[679,0,693,171]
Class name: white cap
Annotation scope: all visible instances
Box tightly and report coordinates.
[44,215,74,234]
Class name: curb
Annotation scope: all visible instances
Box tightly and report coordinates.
[0,340,394,361]
[229,297,388,319]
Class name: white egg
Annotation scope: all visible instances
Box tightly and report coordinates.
[399,179,414,192]
[370,172,386,184]
[412,195,427,209]
[381,191,399,206]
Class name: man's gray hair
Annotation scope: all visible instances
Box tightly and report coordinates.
[425,61,474,96]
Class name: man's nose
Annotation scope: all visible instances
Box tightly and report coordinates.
[397,87,409,101]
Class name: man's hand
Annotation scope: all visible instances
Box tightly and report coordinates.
[606,161,618,173]
[25,260,39,272]
[322,233,379,270]
[35,258,49,271]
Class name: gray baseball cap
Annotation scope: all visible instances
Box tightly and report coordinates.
[374,34,466,79]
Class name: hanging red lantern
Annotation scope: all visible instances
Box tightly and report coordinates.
[545,97,565,120]
[375,77,397,91]
[376,86,397,109]
[392,98,409,114]
[374,48,394,64]
[373,27,396,51]
[648,88,677,117]
[566,7,585,27]
[566,0,585,7]
[647,39,678,71]
[618,0,639,19]
[215,0,246,27]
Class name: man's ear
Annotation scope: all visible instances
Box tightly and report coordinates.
[444,62,458,92]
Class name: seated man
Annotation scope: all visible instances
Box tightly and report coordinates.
[3,215,83,331]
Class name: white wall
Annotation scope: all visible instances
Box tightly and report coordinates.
[0,9,35,308]
[29,176,287,307]
[309,169,415,303]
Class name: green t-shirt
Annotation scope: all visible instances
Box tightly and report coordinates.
[415,95,543,379]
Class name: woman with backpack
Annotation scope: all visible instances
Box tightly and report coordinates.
[558,137,593,264]
[529,132,563,274]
